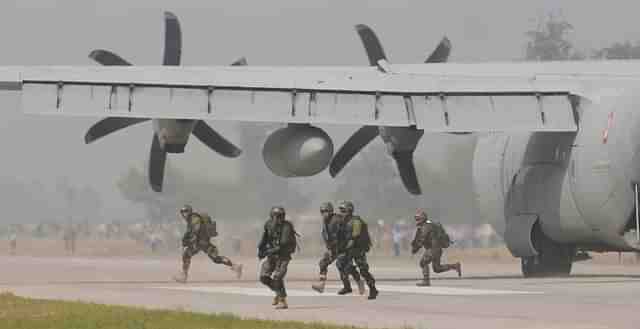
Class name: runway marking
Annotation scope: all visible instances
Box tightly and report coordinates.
[154,286,336,297]
[153,284,542,297]
[364,284,543,295]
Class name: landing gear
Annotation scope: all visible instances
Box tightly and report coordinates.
[521,222,573,278]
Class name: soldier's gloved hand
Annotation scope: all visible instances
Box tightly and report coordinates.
[258,249,266,260]
[265,246,280,256]
[345,239,355,250]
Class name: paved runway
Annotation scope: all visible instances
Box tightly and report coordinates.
[1,255,639,329]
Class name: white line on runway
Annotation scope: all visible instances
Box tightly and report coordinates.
[365,285,543,295]
[154,286,335,297]
[153,285,542,297]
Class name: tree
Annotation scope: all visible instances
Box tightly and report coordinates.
[525,14,580,61]
[117,160,185,223]
[593,41,640,59]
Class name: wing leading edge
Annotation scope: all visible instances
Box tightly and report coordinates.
[16,64,587,132]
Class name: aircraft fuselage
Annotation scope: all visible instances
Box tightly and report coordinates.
[473,88,640,253]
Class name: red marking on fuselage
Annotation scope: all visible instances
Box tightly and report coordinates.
[602,112,614,144]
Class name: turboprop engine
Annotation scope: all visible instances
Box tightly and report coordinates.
[262,124,334,177]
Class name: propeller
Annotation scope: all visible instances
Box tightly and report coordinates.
[86,11,242,192]
[329,24,452,195]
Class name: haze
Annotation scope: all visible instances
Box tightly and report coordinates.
[0,0,638,223]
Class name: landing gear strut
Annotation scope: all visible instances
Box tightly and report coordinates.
[521,222,573,278]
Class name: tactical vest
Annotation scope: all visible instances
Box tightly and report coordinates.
[321,215,341,245]
[265,219,297,255]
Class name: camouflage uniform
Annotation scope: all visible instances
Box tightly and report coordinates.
[411,211,461,286]
[174,205,242,283]
[258,206,296,309]
[312,202,362,294]
[335,201,378,300]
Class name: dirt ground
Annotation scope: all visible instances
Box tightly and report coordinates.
[3,237,639,266]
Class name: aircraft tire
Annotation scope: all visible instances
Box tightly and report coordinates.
[521,222,573,278]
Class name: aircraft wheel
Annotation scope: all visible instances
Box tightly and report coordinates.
[521,222,573,278]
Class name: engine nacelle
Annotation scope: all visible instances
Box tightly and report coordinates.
[262,124,334,177]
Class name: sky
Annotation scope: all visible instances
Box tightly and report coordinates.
[0,0,639,223]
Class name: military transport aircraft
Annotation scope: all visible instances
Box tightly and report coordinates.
[84,12,246,192]
[2,19,640,278]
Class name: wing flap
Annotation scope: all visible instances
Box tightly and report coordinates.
[20,66,578,132]
[413,94,576,132]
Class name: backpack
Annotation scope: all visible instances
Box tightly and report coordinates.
[353,216,372,252]
[281,220,301,254]
[430,221,451,248]
[198,213,218,239]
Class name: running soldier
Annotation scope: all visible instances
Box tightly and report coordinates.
[312,202,364,294]
[336,201,378,300]
[173,205,243,283]
[411,210,462,286]
[258,206,297,309]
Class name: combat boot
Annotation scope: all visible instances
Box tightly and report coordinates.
[416,279,431,287]
[455,262,462,277]
[367,285,378,300]
[337,277,353,295]
[231,263,243,279]
[275,297,288,310]
[173,271,188,283]
[311,280,326,293]
[337,285,353,295]
[271,296,280,306]
[356,279,366,295]
[312,274,327,293]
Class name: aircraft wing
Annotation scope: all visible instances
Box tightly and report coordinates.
[9,62,618,132]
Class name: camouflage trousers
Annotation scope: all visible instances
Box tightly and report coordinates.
[182,242,233,273]
[318,250,338,276]
[336,249,374,287]
[420,247,457,278]
[260,255,290,297]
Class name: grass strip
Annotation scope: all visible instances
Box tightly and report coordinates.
[0,292,404,329]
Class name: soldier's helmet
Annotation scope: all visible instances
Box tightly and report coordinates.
[180,205,193,216]
[320,202,334,213]
[415,210,428,222]
[270,206,286,219]
[338,201,354,215]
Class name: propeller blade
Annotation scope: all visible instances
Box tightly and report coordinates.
[355,24,388,66]
[329,126,379,177]
[425,36,452,63]
[231,57,248,66]
[149,134,167,192]
[192,121,242,158]
[88,50,132,66]
[392,151,422,195]
[85,117,149,144]
[163,11,182,66]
